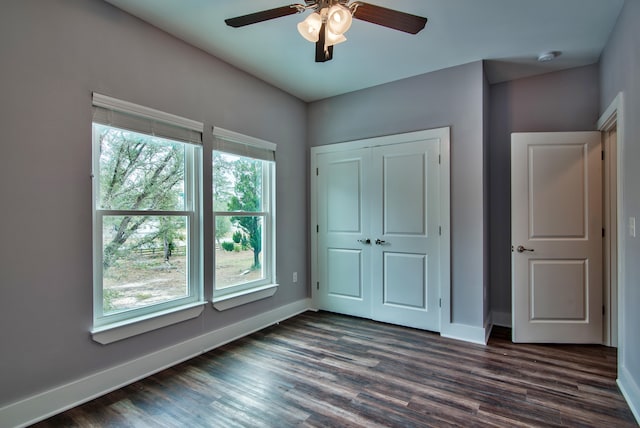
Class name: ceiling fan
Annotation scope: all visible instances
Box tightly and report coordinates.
[225,0,427,62]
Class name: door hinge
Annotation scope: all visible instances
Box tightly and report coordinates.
[439,298,442,308]
[316,224,319,233]
[316,167,319,176]
[438,154,441,164]
[602,305,605,316]
[602,228,605,237]
[316,281,319,290]
[601,151,605,161]
[439,226,442,236]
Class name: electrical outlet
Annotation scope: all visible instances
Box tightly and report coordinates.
[293,272,298,283]
[630,217,636,238]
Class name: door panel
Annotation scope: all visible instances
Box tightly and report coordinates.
[383,252,426,309]
[316,149,371,318]
[530,259,586,320]
[512,132,602,343]
[327,248,362,298]
[530,145,586,237]
[383,153,426,235]
[371,140,440,331]
[327,160,362,232]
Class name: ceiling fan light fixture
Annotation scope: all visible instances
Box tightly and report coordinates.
[297,12,322,42]
[327,4,352,35]
[227,1,428,63]
[325,30,346,47]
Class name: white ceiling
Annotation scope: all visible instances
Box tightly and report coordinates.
[103,0,624,102]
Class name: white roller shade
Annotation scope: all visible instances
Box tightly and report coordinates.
[92,92,203,145]
[212,127,276,161]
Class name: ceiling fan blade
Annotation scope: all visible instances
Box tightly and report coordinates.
[315,23,334,62]
[352,2,427,34]
[225,5,302,28]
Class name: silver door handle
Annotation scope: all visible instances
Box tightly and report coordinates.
[358,239,371,244]
[516,245,534,253]
[375,239,386,245]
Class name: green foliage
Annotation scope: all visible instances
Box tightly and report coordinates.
[221,241,235,252]
[227,158,263,269]
[215,216,231,245]
[103,288,123,313]
[213,152,233,244]
[232,230,243,244]
[97,125,185,269]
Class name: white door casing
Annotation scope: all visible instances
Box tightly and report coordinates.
[511,132,603,343]
[312,128,450,334]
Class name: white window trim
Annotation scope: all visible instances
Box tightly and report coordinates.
[91,302,205,344]
[212,283,279,311]
[91,94,204,340]
[212,128,277,308]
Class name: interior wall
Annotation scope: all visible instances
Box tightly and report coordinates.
[600,0,640,416]
[308,61,487,328]
[482,67,491,325]
[0,0,307,407]
[487,64,600,324]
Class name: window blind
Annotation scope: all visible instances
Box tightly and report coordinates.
[212,126,276,161]
[92,92,203,145]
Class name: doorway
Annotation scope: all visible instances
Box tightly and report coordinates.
[598,93,623,348]
[510,93,624,346]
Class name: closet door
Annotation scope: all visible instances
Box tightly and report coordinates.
[312,129,447,334]
[316,148,372,318]
[370,140,441,331]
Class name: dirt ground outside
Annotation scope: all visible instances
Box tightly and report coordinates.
[103,248,261,312]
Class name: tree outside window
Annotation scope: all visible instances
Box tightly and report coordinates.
[213,151,273,292]
[94,124,199,319]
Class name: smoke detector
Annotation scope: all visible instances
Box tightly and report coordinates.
[537,51,562,62]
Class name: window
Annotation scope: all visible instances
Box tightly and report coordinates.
[212,128,276,306]
[91,94,203,335]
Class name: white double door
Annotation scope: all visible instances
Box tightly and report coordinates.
[314,138,442,332]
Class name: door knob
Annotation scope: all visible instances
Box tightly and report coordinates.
[358,239,371,244]
[375,239,386,245]
[516,245,534,253]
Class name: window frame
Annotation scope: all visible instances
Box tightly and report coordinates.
[212,127,277,306]
[91,93,204,337]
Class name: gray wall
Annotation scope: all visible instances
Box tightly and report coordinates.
[0,0,307,406]
[483,68,491,325]
[308,61,487,328]
[488,65,600,321]
[600,0,640,408]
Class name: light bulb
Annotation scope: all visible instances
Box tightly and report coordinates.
[327,4,352,35]
[297,12,322,43]
[325,30,346,47]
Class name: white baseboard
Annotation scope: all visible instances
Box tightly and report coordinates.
[618,364,640,424]
[492,311,512,328]
[441,322,488,345]
[0,298,312,428]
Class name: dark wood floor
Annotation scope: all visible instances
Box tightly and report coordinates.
[33,311,636,427]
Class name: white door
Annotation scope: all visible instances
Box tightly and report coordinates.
[370,140,441,331]
[315,137,442,333]
[511,132,602,343]
[316,148,372,318]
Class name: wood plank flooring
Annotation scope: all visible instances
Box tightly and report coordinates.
[32,311,637,427]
